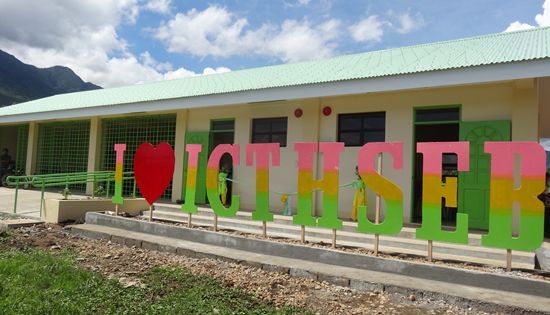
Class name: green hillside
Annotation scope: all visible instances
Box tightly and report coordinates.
[0,50,101,107]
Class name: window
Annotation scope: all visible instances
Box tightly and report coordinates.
[415,108,459,122]
[338,112,385,146]
[251,117,288,147]
[211,120,235,131]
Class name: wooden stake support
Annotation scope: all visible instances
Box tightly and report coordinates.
[262,221,267,238]
[188,213,192,228]
[374,154,382,256]
[506,249,512,272]
[115,204,119,217]
[148,205,153,222]
[214,214,218,232]
[428,240,433,262]
[301,225,305,243]
[332,229,337,248]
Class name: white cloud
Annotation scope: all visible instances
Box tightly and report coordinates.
[264,19,340,62]
[143,0,172,14]
[154,6,256,58]
[153,5,341,62]
[391,11,424,34]
[284,0,311,7]
[0,0,229,87]
[349,15,384,43]
[202,67,231,75]
[504,0,550,32]
[504,21,536,32]
[536,0,550,26]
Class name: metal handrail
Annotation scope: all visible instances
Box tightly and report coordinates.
[4,171,136,216]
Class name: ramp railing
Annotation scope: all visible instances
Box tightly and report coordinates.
[4,171,136,216]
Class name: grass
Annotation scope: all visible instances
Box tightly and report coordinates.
[0,248,308,315]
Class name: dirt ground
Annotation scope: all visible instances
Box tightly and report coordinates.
[0,223,500,315]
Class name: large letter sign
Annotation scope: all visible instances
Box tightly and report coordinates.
[126,139,548,257]
[293,142,345,230]
[481,142,546,251]
[181,144,202,214]
[246,143,280,222]
[356,142,404,235]
[112,144,126,205]
[206,144,240,217]
[416,142,470,244]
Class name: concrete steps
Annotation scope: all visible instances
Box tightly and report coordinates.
[147,203,535,269]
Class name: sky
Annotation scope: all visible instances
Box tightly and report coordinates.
[0,0,548,88]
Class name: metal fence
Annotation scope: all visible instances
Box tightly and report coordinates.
[5,170,136,216]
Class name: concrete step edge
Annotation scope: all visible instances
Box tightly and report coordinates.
[151,206,484,240]
[142,214,534,266]
[143,212,532,259]
[147,209,485,243]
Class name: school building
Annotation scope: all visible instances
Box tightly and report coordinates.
[0,27,549,232]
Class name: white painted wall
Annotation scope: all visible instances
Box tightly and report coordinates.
[175,80,539,223]
[185,99,321,212]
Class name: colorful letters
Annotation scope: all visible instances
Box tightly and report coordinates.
[206,144,241,217]
[181,144,202,214]
[112,144,126,205]
[293,142,345,230]
[416,142,470,244]
[356,142,404,235]
[246,143,280,222]
[122,141,547,252]
[481,142,546,251]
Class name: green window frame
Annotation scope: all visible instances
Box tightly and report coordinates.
[15,124,29,171]
[36,120,91,191]
[100,114,177,199]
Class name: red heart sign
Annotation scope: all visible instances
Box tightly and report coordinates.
[134,142,175,205]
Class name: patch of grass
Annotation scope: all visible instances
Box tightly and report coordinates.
[0,249,308,315]
[0,229,10,242]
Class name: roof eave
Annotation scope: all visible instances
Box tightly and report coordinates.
[1,58,549,124]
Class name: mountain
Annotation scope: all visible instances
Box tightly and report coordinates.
[0,50,101,107]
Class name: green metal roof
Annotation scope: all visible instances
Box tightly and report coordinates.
[1,27,550,117]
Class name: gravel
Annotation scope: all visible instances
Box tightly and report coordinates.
[1,223,497,315]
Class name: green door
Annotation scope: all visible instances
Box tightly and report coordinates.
[182,132,210,204]
[458,120,511,230]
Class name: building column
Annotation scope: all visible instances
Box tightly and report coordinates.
[171,110,188,202]
[311,99,322,216]
[85,117,102,194]
[25,122,39,175]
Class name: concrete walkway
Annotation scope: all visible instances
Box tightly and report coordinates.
[0,187,86,218]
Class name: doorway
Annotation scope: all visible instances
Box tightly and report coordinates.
[458,120,510,230]
[412,107,460,225]
[0,124,28,173]
[209,119,235,205]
